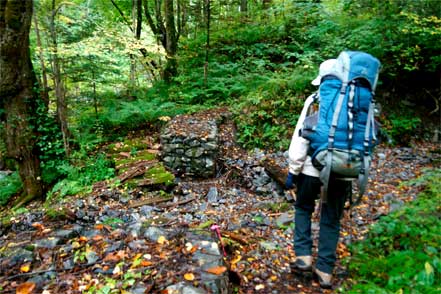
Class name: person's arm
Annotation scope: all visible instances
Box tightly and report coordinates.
[287,94,316,176]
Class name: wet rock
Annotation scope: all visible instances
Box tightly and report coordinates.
[165,282,207,294]
[35,237,60,249]
[82,229,101,239]
[55,229,78,242]
[139,205,155,217]
[276,213,293,228]
[63,258,74,270]
[259,241,278,251]
[390,199,405,212]
[1,247,34,266]
[144,226,167,242]
[207,187,219,203]
[86,250,99,264]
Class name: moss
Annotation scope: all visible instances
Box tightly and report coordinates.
[144,165,175,185]
[114,151,156,168]
[106,138,150,153]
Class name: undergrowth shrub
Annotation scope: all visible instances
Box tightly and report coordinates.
[47,152,114,201]
[232,69,315,150]
[0,172,22,206]
[343,168,441,294]
[381,111,422,146]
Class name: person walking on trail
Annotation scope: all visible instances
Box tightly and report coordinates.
[285,59,352,289]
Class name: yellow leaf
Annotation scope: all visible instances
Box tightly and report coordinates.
[425,262,434,275]
[231,255,242,265]
[255,284,265,290]
[205,266,227,275]
[184,272,195,281]
[157,235,167,244]
[20,263,31,273]
[16,282,36,294]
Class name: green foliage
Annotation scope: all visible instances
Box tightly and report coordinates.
[47,152,114,200]
[34,102,67,185]
[232,70,312,150]
[382,112,422,146]
[343,168,441,294]
[0,172,22,206]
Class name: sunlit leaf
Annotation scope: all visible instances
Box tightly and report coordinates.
[20,262,31,273]
[184,272,195,281]
[16,282,36,294]
[231,255,242,265]
[157,235,167,244]
[205,266,227,275]
[425,262,434,275]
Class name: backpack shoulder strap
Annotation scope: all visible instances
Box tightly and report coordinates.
[352,98,376,207]
[319,81,350,203]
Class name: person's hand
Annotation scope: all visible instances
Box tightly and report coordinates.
[285,172,298,189]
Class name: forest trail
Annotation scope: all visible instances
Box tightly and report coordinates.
[0,110,440,294]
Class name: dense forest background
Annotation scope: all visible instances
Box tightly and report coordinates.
[0,1,440,293]
[1,0,440,208]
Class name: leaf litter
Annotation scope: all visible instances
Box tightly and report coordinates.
[0,110,440,293]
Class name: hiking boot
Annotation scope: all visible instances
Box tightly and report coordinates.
[291,255,312,271]
[313,267,333,289]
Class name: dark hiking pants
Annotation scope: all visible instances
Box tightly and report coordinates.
[294,173,351,274]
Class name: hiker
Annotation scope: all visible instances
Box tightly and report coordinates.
[286,51,381,288]
[285,58,352,289]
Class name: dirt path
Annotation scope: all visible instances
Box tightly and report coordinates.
[0,113,439,293]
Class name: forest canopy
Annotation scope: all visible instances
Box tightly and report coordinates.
[0,0,440,204]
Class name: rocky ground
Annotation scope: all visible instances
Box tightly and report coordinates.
[0,110,440,294]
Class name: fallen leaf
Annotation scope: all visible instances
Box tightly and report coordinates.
[31,223,45,231]
[205,266,227,275]
[255,284,265,290]
[141,260,153,266]
[16,282,36,294]
[103,250,126,262]
[184,272,195,281]
[92,235,103,242]
[20,262,31,273]
[157,235,167,244]
[95,224,104,230]
[231,255,242,265]
[113,264,122,275]
[79,236,88,243]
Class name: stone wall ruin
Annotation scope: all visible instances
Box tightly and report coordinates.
[160,112,222,178]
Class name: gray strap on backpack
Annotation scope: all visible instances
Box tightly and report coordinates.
[319,82,350,203]
[353,100,375,207]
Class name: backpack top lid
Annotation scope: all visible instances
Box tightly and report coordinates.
[332,51,381,91]
[311,59,338,86]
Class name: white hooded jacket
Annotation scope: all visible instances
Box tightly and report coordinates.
[287,94,320,178]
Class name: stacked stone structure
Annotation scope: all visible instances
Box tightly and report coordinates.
[160,114,219,178]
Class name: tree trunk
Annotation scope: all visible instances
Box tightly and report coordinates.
[240,0,247,14]
[0,0,44,203]
[50,0,70,156]
[262,0,271,9]
[163,0,178,82]
[33,13,50,107]
[203,0,210,86]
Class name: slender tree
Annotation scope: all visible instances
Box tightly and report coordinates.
[203,0,210,85]
[33,13,50,107]
[143,0,186,82]
[0,0,44,204]
[49,0,71,155]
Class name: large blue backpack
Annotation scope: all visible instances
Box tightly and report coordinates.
[302,51,381,204]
